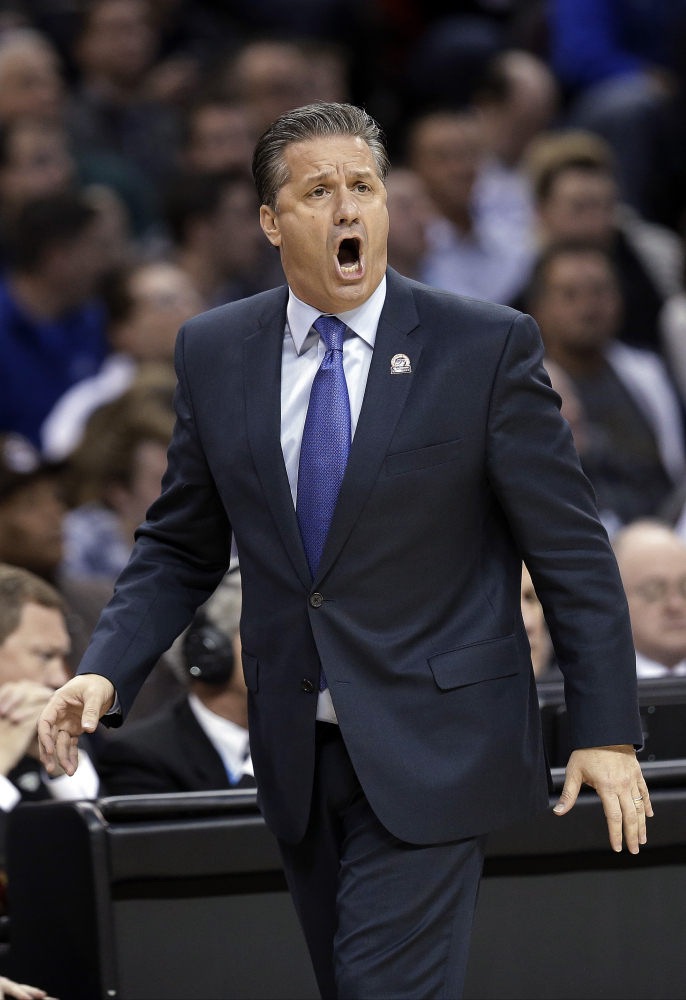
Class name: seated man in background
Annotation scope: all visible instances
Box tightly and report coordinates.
[614,521,686,678]
[409,108,536,304]
[529,241,685,530]
[384,168,433,282]
[0,433,113,668]
[0,193,110,448]
[0,564,98,832]
[164,169,282,308]
[180,98,254,176]
[41,261,201,461]
[97,569,254,795]
[61,383,175,582]
[526,131,684,359]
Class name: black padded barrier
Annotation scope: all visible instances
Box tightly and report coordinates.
[5,763,686,999]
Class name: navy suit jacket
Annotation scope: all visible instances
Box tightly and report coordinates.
[78,268,642,845]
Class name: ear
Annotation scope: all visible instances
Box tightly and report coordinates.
[260,204,282,248]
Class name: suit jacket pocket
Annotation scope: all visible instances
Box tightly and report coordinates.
[428,635,519,690]
[241,653,258,692]
[385,439,461,476]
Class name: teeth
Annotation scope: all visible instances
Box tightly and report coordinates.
[340,261,361,274]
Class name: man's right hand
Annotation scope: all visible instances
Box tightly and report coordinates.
[38,675,115,776]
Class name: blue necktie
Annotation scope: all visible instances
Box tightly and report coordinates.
[297,316,351,691]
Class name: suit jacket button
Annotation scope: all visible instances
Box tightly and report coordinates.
[301,679,314,693]
[309,593,323,608]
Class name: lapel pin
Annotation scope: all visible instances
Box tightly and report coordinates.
[390,353,412,374]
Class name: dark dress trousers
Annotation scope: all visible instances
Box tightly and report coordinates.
[96,695,255,796]
[77,268,641,997]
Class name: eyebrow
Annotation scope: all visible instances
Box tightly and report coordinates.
[304,166,376,186]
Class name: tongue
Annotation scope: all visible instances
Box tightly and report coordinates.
[338,244,357,266]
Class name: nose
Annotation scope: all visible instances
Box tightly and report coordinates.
[46,656,69,690]
[333,183,359,227]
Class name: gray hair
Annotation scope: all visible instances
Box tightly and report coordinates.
[252,102,390,210]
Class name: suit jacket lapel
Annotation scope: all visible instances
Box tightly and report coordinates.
[313,269,421,588]
[243,288,312,590]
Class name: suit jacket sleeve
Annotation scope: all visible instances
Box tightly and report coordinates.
[97,738,185,796]
[76,323,232,723]
[486,312,642,750]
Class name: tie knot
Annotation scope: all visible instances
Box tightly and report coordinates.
[313,315,346,352]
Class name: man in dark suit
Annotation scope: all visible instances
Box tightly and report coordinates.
[40,103,648,1000]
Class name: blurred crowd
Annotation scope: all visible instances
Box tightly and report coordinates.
[0,3,685,953]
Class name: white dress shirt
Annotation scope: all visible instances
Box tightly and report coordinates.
[635,651,686,678]
[187,693,254,784]
[282,276,387,724]
[0,749,99,813]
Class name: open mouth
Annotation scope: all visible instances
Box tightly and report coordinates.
[336,237,363,278]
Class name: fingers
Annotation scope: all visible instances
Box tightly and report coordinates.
[595,785,626,852]
[37,711,58,772]
[632,784,647,845]
[553,767,582,815]
[81,690,104,734]
[55,730,78,776]
[639,774,654,818]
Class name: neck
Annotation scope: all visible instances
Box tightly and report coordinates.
[9,273,76,321]
[193,684,248,729]
[545,341,605,377]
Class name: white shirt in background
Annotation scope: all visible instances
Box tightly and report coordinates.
[0,749,99,813]
[635,651,686,678]
[187,693,253,784]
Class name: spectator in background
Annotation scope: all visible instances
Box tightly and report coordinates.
[0,435,113,668]
[165,170,281,307]
[473,50,557,250]
[0,565,98,827]
[0,28,63,126]
[226,41,316,136]
[61,379,175,582]
[41,262,200,461]
[0,120,75,221]
[527,131,684,362]
[66,0,180,185]
[409,109,535,304]
[384,169,432,281]
[0,194,109,448]
[548,0,686,212]
[181,99,253,176]
[97,567,254,794]
[529,242,685,529]
[521,565,552,678]
[614,521,686,678]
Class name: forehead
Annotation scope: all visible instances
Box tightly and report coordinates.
[415,116,479,152]
[552,168,615,198]
[282,135,378,182]
[548,252,614,284]
[622,537,686,580]
[14,601,67,642]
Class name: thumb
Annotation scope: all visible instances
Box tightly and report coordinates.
[81,690,103,732]
[554,769,582,815]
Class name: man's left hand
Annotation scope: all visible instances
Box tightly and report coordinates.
[554,745,652,853]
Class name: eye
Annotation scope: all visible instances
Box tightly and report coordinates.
[311,186,327,197]
[356,183,371,193]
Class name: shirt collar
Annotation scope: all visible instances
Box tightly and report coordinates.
[286,274,387,356]
[635,651,686,677]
